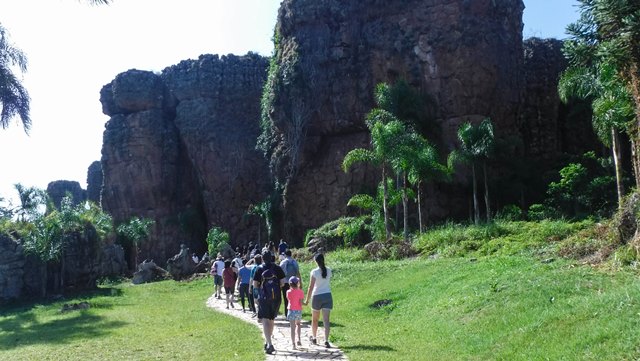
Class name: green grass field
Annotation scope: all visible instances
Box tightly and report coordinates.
[0,278,263,361]
[325,253,640,360]
[2,243,640,360]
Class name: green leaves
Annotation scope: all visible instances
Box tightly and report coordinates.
[116,217,154,248]
[206,226,230,256]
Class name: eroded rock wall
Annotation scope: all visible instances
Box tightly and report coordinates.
[100,54,269,266]
[265,0,525,240]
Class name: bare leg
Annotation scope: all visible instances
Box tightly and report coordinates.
[322,309,331,344]
[263,319,274,346]
[290,321,296,348]
[296,320,302,344]
[311,309,320,340]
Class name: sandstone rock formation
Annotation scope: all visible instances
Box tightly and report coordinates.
[520,37,597,160]
[96,0,598,255]
[87,161,102,204]
[100,54,270,267]
[263,0,526,240]
[0,229,127,302]
[0,233,24,301]
[47,180,87,210]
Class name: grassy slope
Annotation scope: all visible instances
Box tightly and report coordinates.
[0,278,263,361]
[2,235,640,360]
[322,254,640,360]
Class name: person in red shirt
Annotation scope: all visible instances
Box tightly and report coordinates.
[222,260,236,309]
[286,276,304,349]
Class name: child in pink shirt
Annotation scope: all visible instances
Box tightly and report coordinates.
[286,276,304,349]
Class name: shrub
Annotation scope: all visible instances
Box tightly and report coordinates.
[304,216,370,249]
[528,203,557,221]
[496,204,524,221]
[206,226,230,257]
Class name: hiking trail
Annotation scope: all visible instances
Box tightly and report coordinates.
[206,295,349,360]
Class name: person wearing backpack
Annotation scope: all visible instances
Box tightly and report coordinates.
[253,250,286,355]
[279,249,301,317]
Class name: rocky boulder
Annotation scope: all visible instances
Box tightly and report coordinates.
[0,233,25,302]
[47,180,87,210]
[86,161,103,204]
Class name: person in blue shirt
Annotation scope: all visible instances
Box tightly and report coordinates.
[237,259,253,312]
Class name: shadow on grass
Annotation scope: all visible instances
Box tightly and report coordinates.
[341,344,396,352]
[0,286,127,350]
[0,311,127,350]
[0,287,124,316]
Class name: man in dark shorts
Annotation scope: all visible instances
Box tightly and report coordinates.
[253,250,285,354]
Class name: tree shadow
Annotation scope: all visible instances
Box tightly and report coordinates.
[341,344,396,352]
[0,287,127,350]
[0,311,127,350]
[0,287,123,316]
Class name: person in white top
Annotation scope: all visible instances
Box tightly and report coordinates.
[303,253,333,348]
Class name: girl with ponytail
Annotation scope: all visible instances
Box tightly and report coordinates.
[303,252,333,348]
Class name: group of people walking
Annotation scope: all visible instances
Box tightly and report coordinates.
[209,242,333,355]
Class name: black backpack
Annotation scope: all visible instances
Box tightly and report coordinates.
[260,267,280,301]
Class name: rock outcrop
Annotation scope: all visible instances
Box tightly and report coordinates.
[100,54,270,266]
[263,0,525,240]
[96,0,598,254]
[520,37,597,160]
[0,233,24,301]
[47,180,87,210]
[0,228,127,303]
[87,161,102,204]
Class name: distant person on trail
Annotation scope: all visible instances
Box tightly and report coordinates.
[286,276,304,349]
[222,260,236,309]
[249,254,263,317]
[237,259,252,312]
[303,253,333,348]
[278,239,288,260]
[253,250,286,355]
[232,252,243,285]
[279,249,301,317]
[212,254,225,299]
[192,253,199,264]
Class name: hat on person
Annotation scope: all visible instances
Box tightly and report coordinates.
[289,276,299,285]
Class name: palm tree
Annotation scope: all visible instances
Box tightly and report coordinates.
[0,24,30,132]
[408,139,449,233]
[343,110,406,241]
[117,217,154,269]
[567,0,640,187]
[13,183,47,222]
[559,61,633,207]
[449,118,495,224]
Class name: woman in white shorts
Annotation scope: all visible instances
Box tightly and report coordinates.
[303,253,333,348]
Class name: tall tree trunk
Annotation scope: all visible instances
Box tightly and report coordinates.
[382,165,391,241]
[483,161,491,223]
[472,163,479,225]
[611,127,625,208]
[630,130,640,189]
[417,180,423,233]
[402,172,409,242]
[626,63,640,189]
[395,173,401,231]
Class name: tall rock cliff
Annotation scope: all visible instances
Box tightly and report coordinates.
[262,0,525,240]
[100,54,269,266]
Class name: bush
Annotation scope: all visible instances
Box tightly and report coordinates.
[415,219,592,258]
[206,226,230,257]
[304,216,370,249]
[528,204,558,221]
[496,204,524,221]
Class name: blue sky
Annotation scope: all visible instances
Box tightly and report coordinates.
[0,0,580,205]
